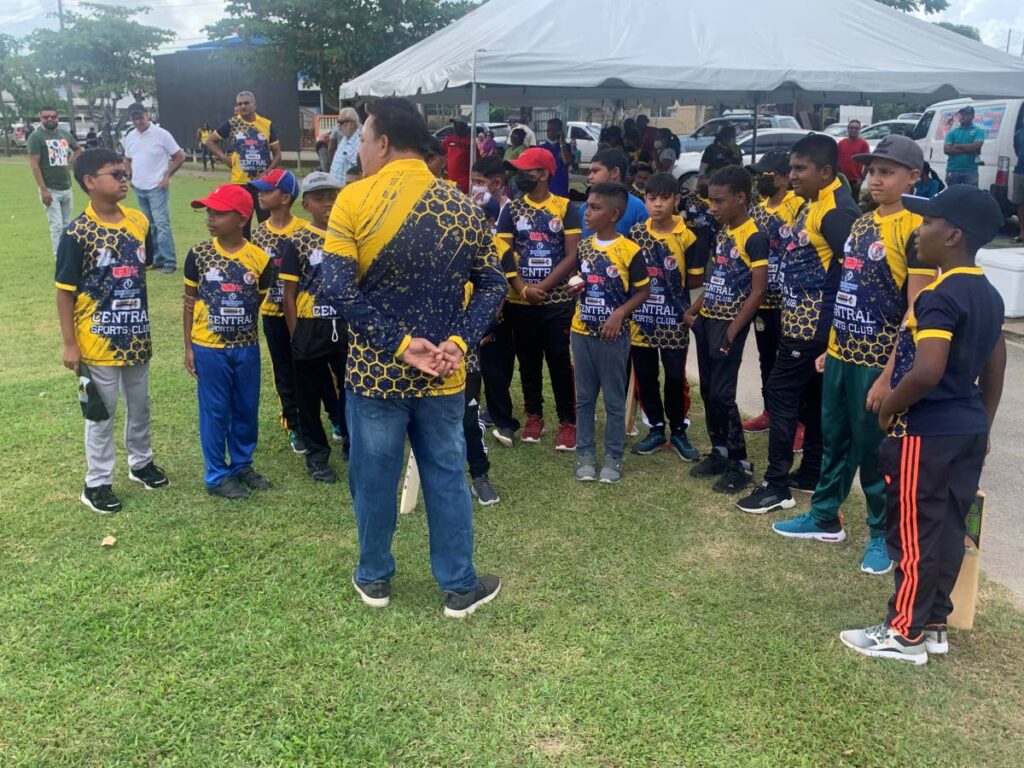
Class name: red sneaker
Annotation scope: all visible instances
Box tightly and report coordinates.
[793,423,805,453]
[742,411,771,433]
[521,413,545,443]
[555,421,577,451]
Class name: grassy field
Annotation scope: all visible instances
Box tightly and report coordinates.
[1,157,1023,767]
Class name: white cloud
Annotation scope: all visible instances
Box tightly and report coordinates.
[916,0,1024,51]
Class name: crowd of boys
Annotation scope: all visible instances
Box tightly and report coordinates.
[55,108,1007,655]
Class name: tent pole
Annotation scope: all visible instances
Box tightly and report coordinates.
[751,93,759,159]
[469,52,479,174]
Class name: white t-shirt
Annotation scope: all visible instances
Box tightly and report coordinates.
[124,124,181,191]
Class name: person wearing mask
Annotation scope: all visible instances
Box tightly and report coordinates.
[837,120,870,199]
[943,105,985,188]
[700,125,743,176]
[327,107,363,186]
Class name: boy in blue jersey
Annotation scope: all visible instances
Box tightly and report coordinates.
[570,183,651,484]
[738,135,860,515]
[183,185,273,500]
[840,185,1006,665]
[773,136,934,575]
[580,149,649,237]
[628,172,704,461]
[56,148,168,514]
[686,166,768,494]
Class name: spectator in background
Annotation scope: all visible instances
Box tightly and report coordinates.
[635,114,658,158]
[700,125,742,176]
[84,128,98,150]
[913,161,943,199]
[476,129,486,158]
[327,107,363,187]
[1011,121,1024,243]
[539,118,574,197]
[655,128,678,172]
[28,106,81,256]
[123,103,186,274]
[443,121,472,193]
[504,128,527,162]
[837,120,870,198]
[196,123,215,171]
[509,117,536,147]
[943,105,985,187]
[481,130,498,158]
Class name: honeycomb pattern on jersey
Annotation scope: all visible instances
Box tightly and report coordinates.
[780,203,829,341]
[700,229,753,322]
[749,203,785,310]
[253,220,305,316]
[628,223,690,349]
[505,196,573,305]
[189,241,266,348]
[291,227,344,319]
[224,114,273,183]
[886,318,917,438]
[67,213,152,365]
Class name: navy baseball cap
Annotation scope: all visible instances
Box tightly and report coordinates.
[748,150,790,175]
[250,169,299,198]
[901,186,1004,245]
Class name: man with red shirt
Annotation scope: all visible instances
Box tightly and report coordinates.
[837,120,870,197]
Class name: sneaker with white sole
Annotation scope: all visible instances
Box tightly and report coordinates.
[599,458,622,484]
[443,573,500,618]
[736,482,796,515]
[492,427,515,447]
[860,536,894,575]
[924,624,948,655]
[839,624,928,665]
[575,455,597,482]
[352,575,391,608]
[471,474,500,505]
[772,511,846,542]
[81,484,123,514]
[128,461,169,489]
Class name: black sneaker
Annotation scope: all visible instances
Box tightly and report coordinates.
[492,427,515,447]
[443,573,501,618]
[207,476,251,500]
[788,472,819,493]
[308,462,337,484]
[690,451,730,478]
[736,482,796,515]
[712,461,753,493]
[128,461,169,490]
[236,467,272,491]
[480,406,495,427]
[471,474,500,505]
[352,574,391,608]
[81,484,123,514]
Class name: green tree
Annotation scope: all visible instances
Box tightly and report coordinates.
[27,4,174,143]
[205,0,475,110]
[936,21,982,41]
[875,0,949,12]
[0,35,61,153]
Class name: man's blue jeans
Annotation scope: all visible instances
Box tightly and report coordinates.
[946,169,979,188]
[347,391,478,592]
[134,186,177,269]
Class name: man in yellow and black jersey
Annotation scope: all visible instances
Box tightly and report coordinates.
[738,135,859,515]
[745,151,803,433]
[680,176,720,270]
[686,167,768,496]
[773,136,935,576]
[183,185,273,501]
[498,147,582,450]
[205,90,281,228]
[279,172,349,484]
[249,169,307,454]
[627,173,704,462]
[321,98,506,617]
[56,148,168,514]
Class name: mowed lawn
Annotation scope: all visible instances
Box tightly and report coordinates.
[1,156,1023,768]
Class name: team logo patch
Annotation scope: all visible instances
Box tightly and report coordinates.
[868,241,886,261]
[730,247,740,260]
[798,230,810,247]
[548,218,563,234]
[136,245,147,263]
[257,132,267,141]
[780,225,792,239]
[605,265,620,279]
[664,256,678,271]
[243,271,256,285]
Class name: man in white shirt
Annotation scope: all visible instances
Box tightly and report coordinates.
[123,103,186,274]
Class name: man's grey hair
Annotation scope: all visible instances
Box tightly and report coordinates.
[236,91,256,103]
[338,106,361,127]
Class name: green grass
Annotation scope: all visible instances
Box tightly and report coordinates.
[1,157,1023,767]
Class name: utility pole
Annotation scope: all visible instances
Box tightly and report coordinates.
[1006,29,1012,54]
[57,0,77,135]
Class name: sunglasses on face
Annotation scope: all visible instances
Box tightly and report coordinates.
[41,115,59,121]
[93,171,131,181]
[236,100,252,106]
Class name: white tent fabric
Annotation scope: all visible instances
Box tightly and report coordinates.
[340,0,1024,105]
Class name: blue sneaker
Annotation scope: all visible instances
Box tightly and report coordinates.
[861,536,893,575]
[631,428,666,455]
[772,511,846,542]
[670,431,700,462]
[332,424,344,442]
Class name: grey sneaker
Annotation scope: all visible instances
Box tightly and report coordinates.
[471,474,500,505]
[924,624,948,655]
[443,573,501,618]
[352,574,391,608]
[575,454,597,482]
[599,458,622,484]
[839,624,928,666]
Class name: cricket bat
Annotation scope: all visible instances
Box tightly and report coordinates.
[948,490,986,630]
[624,368,639,435]
[399,451,420,515]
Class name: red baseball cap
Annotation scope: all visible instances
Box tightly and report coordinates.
[505,146,556,175]
[191,184,254,219]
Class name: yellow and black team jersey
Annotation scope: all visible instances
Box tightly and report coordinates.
[55,204,154,366]
[463,239,518,376]
[628,217,701,349]
[828,209,929,368]
[679,192,718,239]
[252,217,308,317]
[496,193,581,305]
[322,158,506,399]
[887,268,1003,438]
[700,218,769,322]
[750,191,802,310]
[571,236,649,337]
[779,178,859,342]
[184,239,271,349]
[278,224,343,319]
[215,114,279,184]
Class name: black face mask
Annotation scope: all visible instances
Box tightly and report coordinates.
[516,172,539,193]
[756,176,778,197]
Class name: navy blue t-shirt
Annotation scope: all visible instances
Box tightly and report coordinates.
[539,140,570,197]
[579,194,649,238]
[888,267,1004,437]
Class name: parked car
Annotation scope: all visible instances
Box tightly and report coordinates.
[859,119,919,149]
[678,113,802,153]
[823,123,850,138]
[433,121,510,142]
[912,97,1024,216]
[671,128,813,192]
[566,121,601,166]
[898,112,923,121]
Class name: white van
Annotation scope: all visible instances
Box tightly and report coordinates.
[912,97,1024,215]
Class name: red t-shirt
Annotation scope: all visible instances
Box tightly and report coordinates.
[837,137,870,184]
[442,134,470,193]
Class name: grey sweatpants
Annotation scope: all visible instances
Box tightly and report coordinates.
[84,363,153,487]
[571,331,631,461]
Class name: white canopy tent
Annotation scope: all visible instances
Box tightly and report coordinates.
[340,0,1024,106]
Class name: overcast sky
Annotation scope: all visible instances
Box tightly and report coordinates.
[3,0,1023,54]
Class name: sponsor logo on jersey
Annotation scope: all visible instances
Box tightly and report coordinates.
[868,241,886,261]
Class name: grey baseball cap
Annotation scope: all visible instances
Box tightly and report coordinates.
[301,171,343,194]
[853,134,924,172]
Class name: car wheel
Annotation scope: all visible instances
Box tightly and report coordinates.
[678,173,698,196]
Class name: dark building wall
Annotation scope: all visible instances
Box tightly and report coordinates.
[154,47,301,151]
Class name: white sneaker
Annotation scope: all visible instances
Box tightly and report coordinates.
[924,625,948,655]
[839,624,928,666]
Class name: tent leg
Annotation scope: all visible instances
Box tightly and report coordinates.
[751,94,759,158]
[469,78,478,172]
